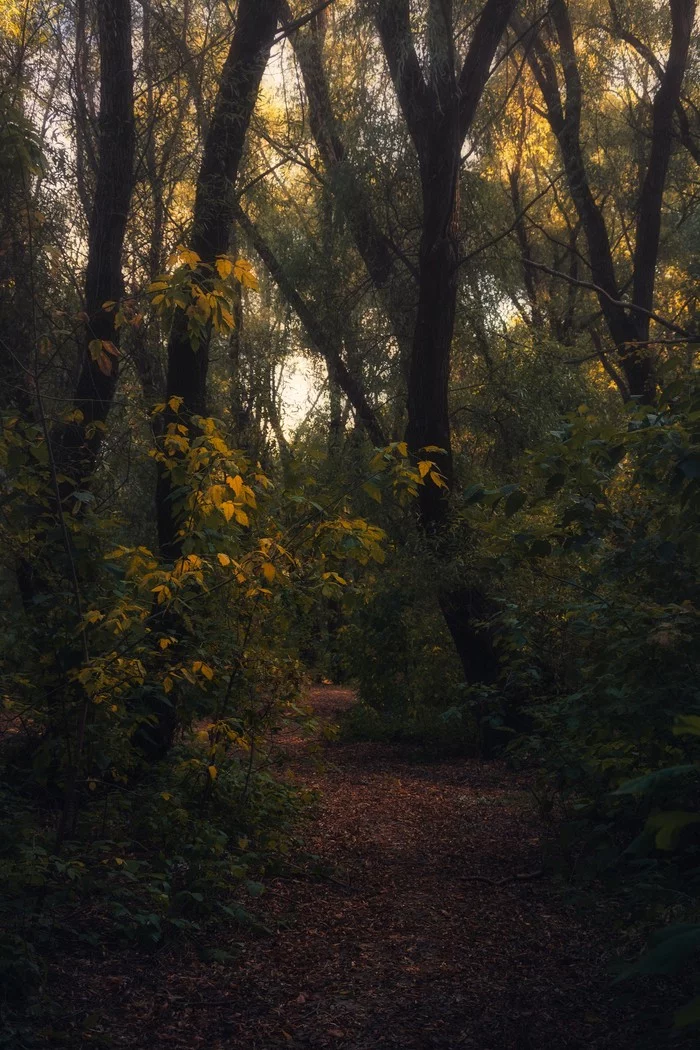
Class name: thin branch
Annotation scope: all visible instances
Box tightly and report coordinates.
[523,259,692,337]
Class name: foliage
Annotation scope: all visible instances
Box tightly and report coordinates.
[465,371,700,1027]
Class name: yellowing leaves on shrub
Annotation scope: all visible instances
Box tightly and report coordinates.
[227,474,243,497]
[215,256,233,279]
[233,258,259,291]
[168,246,200,270]
[192,661,214,680]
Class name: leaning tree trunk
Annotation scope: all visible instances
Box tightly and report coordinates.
[142,0,281,760]
[156,0,281,562]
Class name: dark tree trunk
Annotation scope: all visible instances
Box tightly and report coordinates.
[53,0,135,491]
[156,0,282,561]
[631,0,696,348]
[376,0,518,707]
[16,0,134,614]
[405,140,461,528]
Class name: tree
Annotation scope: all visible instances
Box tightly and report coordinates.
[156,0,283,561]
[513,0,696,401]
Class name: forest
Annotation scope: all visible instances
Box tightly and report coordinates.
[1,0,699,1046]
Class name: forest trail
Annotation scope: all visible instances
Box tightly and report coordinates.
[53,686,652,1049]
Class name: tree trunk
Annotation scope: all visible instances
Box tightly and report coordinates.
[376,0,518,714]
[156,0,281,561]
[53,0,135,493]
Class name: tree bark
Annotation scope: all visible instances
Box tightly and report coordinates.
[53,0,135,492]
[377,0,518,523]
[156,0,282,561]
[376,0,517,706]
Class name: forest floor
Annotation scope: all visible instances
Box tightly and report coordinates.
[48,686,678,1049]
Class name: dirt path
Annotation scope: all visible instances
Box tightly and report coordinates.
[50,686,668,1049]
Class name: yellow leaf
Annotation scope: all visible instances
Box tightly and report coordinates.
[216,256,233,279]
[227,474,244,496]
[201,664,214,681]
[104,548,128,563]
[417,460,432,478]
[396,441,408,457]
[217,553,231,567]
[262,561,276,583]
[234,507,249,527]
[163,676,173,694]
[209,484,228,508]
[429,471,448,489]
[208,764,218,780]
[161,792,172,801]
[178,247,200,270]
[168,396,183,413]
[221,501,235,523]
[233,258,259,291]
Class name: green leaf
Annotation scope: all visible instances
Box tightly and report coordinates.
[674,715,700,738]
[463,483,485,504]
[613,765,698,796]
[646,810,700,851]
[362,481,382,503]
[505,490,527,517]
[545,472,567,495]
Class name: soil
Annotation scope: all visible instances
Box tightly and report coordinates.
[44,686,680,1049]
